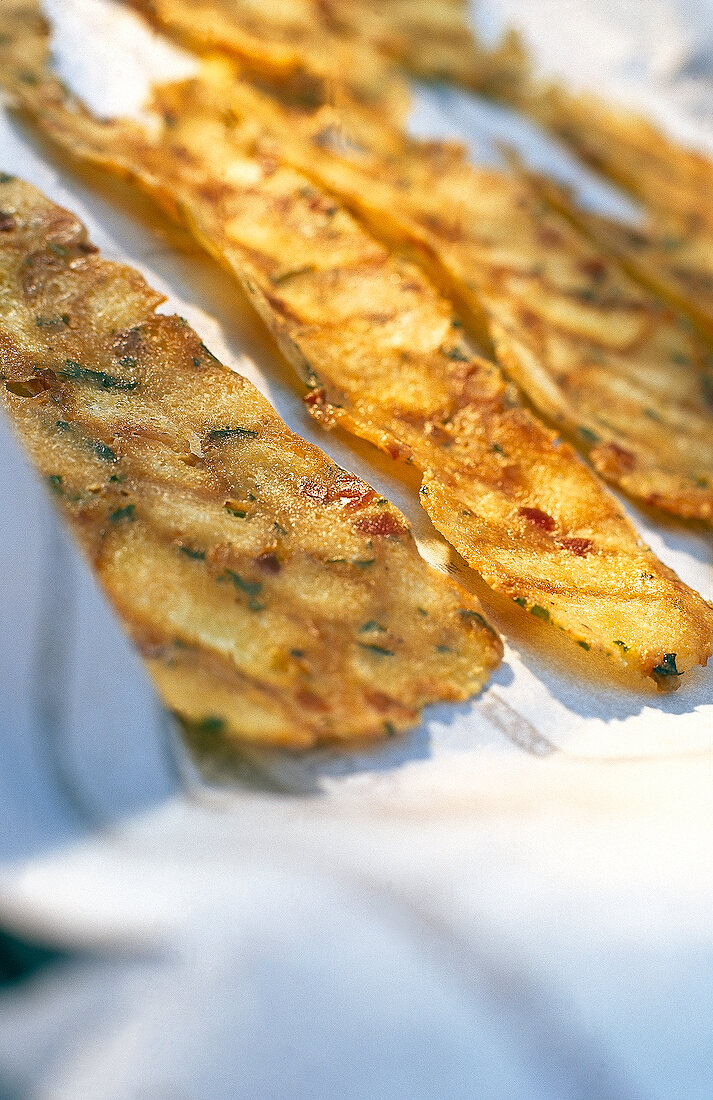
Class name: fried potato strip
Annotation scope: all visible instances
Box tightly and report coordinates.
[126,0,410,121]
[2,5,712,685]
[318,0,528,98]
[221,83,713,524]
[0,178,503,746]
[525,173,713,349]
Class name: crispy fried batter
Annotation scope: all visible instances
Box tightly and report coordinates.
[0,178,502,745]
[126,0,410,121]
[208,77,713,524]
[2,6,712,685]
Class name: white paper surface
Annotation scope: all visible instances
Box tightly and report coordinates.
[0,2,711,1097]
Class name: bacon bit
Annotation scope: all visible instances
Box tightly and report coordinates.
[256,551,281,574]
[296,689,328,713]
[578,258,607,280]
[537,226,562,248]
[299,472,377,510]
[519,506,556,533]
[354,513,407,538]
[364,690,400,715]
[559,536,593,557]
[598,442,637,472]
[0,211,16,232]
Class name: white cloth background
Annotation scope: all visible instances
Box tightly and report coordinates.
[0,2,712,1098]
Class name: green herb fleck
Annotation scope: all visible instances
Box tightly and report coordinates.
[46,474,63,494]
[360,620,385,633]
[417,607,428,617]
[36,314,69,329]
[270,264,314,285]
[436,644,452,653]
[179,546,205,561]
[92,441,117,463]
[513,596,527,608]
[0,173,14,184]
[359,642,395,656]
[194,715,225,734]
[652,652,681,679]
[118,355,137,369]
[47,240,68,257]
[208,426,259,442]
[577,640,591,651]
[671,351,691,366]
[442,345,470,362]
[578,426,600,444]
[290,648,305,659]
[530,605,550,622]
[59,360,138,391]
[192,357,201,367]
[274,522,288,536]
[492,442,506,456]
[109,504,135,523]
[614,640,630,652]
[354,558,376,567]
[56,420,71,433]
[384,721,397,738]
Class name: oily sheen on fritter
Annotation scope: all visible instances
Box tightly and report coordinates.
[224,86,713,522]
[1,6,712,686]
[0,178,502,746]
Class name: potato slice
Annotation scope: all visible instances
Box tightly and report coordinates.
[0,178,503,746]
[2,6,712,685]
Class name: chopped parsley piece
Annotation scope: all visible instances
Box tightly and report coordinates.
[359,642,395,656]
[109,504,135,523]
[652,653,681,679]
[360,620,385,633]
[0,173,14,184]
[46,474,63,494]
[577,640,591,651]
[222,569,264,610]
[208,426,258,442]
[47,240,68,257]
[578,426,600,444]
[614,640,630,652]
[36,314,69,329]
[195,715,225,735]
[530,605,550,622]
[225,504,248,518]
[92,441,117,463]
[354,558,376,567]
[179,546,205,561]
[442,345,470,362]
[59,360,138,391]
[513,596,528,608]
[436,644,452,653]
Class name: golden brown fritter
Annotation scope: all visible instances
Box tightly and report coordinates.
[0,178,503,746]
[205,75,713,524]
[1,4,711,685]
